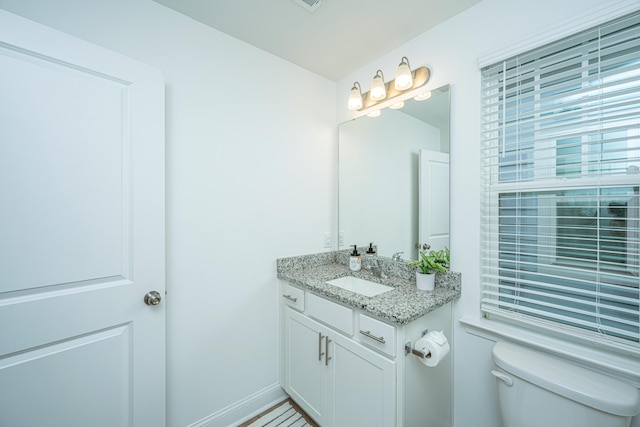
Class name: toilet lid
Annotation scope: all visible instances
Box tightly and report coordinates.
[492,341,640,417]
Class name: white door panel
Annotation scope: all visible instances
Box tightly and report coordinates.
[0,10,165,427]
[0,50,126,293]
[0,326,132,427]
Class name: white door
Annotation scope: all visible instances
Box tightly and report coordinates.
[0,11,165,427]
[419,150,450,255]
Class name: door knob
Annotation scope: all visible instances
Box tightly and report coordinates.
[144,291,162,306]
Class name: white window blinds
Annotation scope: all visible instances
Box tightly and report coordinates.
[480,12,640,351]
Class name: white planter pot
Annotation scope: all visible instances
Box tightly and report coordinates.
[416,272,435,291]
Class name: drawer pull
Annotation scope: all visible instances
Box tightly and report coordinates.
[318,333,325,361]
[325,336,332,366]
[360,330,386,344]
[283,294,298,303]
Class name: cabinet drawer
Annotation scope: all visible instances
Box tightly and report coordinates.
[358,314,396,357]
[306,293,354,336]
[281,284,305,311]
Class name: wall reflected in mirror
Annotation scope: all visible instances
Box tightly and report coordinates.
[338,85,450,260]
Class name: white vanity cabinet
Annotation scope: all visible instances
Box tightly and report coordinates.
[283,306,395,427]
[280,281,453,427]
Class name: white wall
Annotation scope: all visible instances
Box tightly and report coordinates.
[0,1,336,426]
[337,1,640,426]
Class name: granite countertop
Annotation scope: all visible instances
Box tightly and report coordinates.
[277,251,461,325]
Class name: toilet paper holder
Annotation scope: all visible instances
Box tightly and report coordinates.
[404,329,431,359]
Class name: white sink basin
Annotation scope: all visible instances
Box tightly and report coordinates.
[326,276,394,297]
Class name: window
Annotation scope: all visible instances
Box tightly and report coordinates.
[480,13,640,351]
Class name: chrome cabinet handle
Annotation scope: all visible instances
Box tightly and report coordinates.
[325,336,332,366]
[282,294,298,303]
[318,333,325,361]
[359,330,385,344]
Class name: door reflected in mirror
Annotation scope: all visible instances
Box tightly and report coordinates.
[338,84,450,260]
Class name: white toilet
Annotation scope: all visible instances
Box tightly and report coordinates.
[491,341,640,427]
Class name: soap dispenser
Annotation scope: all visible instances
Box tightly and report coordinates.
[366,243,377,257]
[349,245,362,271]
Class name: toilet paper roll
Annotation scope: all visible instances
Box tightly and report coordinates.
[414,331,450,367]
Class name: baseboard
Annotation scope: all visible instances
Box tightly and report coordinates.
[186,383,288,427]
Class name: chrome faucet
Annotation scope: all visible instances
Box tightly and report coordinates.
[392,251,404,262]
[365,257,387,278]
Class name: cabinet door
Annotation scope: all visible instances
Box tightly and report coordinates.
[328,333,396,427]
[284,307,327,425]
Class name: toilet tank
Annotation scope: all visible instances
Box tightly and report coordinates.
[492,341,640,427]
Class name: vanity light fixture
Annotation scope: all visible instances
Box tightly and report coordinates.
[389,101,404,109]
[370,70,387,101]
[348,82,363,110]
[394,57,413,90]
[348,57,431,115]
[414,91,432,101]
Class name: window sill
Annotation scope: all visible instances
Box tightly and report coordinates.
[459,316,640,386]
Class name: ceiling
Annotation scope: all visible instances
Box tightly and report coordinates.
[153,0,482,81]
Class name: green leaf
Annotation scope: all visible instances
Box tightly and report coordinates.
[407,248,450,274]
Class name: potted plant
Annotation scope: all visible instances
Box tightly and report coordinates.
[408,247,449,291]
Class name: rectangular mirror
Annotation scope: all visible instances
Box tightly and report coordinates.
[338,84,450,260]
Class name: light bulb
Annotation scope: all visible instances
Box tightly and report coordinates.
[394,57,413,91]
[414,91,432,101]
[348,82,363,110]
[366,110,381,118]
[370,70,386,101]
[389,102,404,109]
